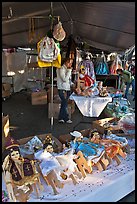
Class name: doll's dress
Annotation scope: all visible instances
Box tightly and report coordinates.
[106,133,128,147]
[70,141,105,164]
[55,149,77,176]
[34,150,61,176]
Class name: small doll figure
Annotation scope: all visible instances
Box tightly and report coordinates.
[79,65,95,88]
[90,130,127,165]
[70,131,105,162]
[99,87,108,97]
[2,137,43,202]
[97,81,103,92]
[97,81,108,97]
[34,142,64,195]
[70,131,107,173]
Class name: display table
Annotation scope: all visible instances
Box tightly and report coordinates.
[70,93,112,117]
[2,151,135,202]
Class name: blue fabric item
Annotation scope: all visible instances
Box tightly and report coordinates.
[95,62,109,75]
[77,143,97,157]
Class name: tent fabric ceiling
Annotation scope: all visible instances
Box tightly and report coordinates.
[2,2,135,53]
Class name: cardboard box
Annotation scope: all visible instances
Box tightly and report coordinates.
[17,133,63,158]
[48,101,75,119]
[2,115,10,153]
[2,83,11,91]
[2,90,11,98]
[59,129,91,145]
[31,90,47,105]
[92,117,119,134]
[47,86,59,103]
[2,83,11,98]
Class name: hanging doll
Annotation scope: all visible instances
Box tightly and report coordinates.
[2,137,43,202]
[78,53,96,80]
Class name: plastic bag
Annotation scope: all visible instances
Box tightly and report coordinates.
[118,113,135,134]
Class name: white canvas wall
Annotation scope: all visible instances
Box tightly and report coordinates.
[2,51,48,92]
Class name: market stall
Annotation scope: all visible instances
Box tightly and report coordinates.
[2,2,135,203]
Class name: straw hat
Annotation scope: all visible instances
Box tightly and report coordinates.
[70,131,82,138]
[53,22,66,41]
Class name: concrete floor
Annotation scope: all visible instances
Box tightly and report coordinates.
[2,90,135,202]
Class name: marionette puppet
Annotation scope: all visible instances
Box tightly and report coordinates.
[2,137,43,202]
[34,142,64,195]
[35,137,82,192]
[69,131,93,177]
[90,130,127,166]
[44,134,82,183]
[70,131,110,172]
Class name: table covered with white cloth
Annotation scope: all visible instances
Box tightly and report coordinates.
[70,93,112,117]
[2,151,135,202]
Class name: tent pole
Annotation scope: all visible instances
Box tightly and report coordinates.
[50,62,54,132]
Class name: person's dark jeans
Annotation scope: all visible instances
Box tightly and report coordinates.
[124,79,135,99]
[58,89,71,122]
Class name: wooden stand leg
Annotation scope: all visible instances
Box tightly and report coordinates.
[46,173,59,195]
[118,148,127,159]
[105,153,112,164]
[100,155,109,170]
[74,151,92,178]
[33,183,39,198]
[69,174,78,185]
[95,161,104,171]
[113,155,121,165]
[46,170,64,195]
[74,168,82,179]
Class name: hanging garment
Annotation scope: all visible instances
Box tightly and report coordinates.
[37,37,61,68]
[78,59,96,80]
[110,61,122,75]
[38,36,60,62]
[95,62,109,75]
[53,21,66,41]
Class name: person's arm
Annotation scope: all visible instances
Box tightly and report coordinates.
[59,66,72,82]
[123,70,131,79]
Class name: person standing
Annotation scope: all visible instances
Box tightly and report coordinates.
[116,68,135,99]
[56,58,73,123]
[128,60,135,100]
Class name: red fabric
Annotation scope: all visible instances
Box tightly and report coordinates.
[79,74,94,87]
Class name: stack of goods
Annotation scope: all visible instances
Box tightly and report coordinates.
[104,97,134,118]
[2,126,134,201]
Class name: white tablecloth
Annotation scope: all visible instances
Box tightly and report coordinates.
[2,151,135,202]
[70,93,112,117]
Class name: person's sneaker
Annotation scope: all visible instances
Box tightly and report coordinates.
[66,119,72,124]
[59,119,65,123]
